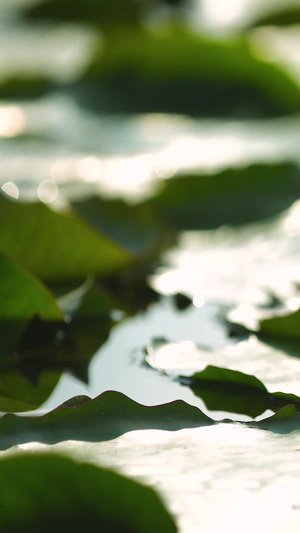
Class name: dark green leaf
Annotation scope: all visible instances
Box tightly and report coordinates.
[143,163,300,229]
[0,252,62,322]
[22,0,142,26]
[259,308,300,341]
[0,252,62,359]
[180,366,271,417]
[0,391,214,450]
[252,404,300,434]
[249,7,300,27]
[0,454,177,533]
[80,30,300,117]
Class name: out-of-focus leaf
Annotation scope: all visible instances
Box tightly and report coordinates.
[0,76,53,100]
[143,163,300,229]
[72,197,175,259]
[259,307,300,341]
[0,194,133,283]
[0,391,214,450]
[22,0,142,26]
[80,29,300,117]
[180,366,300,418]
[0,252,62,322]
[0,252,63,357]
[0,454,177,533]
[249,7,300,27]
[0,367,60,413]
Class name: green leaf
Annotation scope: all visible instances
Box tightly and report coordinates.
[0,367,61,413]
[143,163,300,229]
[0,454,177,533]
[259,308,300,341]
[0,194,133,283]
[180,366,271,418]
[249,7,300,27]
[0,252,62,322]
[0,391,214,450]
[72,197,175,260]
[252,404,300,433]
[81,29,300,117]
[0,251,63,358]
[22,0,142,26]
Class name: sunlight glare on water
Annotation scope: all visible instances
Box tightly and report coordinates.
[0,105,25,137]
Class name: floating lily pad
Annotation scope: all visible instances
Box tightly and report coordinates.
[0,454,177,533]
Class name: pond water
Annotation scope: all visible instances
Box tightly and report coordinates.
[2,0,300,424]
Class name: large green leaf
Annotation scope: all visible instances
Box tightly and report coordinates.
[0,391,214,450]
[80,29,300,117]
[143,163,300,229]
[0,454,176,533]
[0,194,133,283]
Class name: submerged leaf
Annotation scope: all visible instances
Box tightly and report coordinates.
[0,454,177,533]
[143,163,300,229]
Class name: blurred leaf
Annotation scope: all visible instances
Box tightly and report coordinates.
[72,197,175,259]
[22,0,142,26]
[0,76,53,100]
[0,194,133,283]
[0,454,177,533]
[143,163,300,229]
[0,252,62,322]
[249,7,300,27]
[0,366,60,413]
[80,29,300,117]
[259,307,300,341]
[0,252,63,357]
[0,391,214,450]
